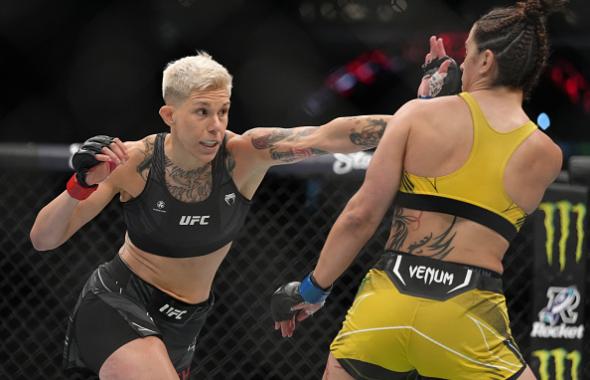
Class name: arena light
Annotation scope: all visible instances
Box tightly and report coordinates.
[550,60,590,113]
[325,50,393,96]
[537,112,551,130]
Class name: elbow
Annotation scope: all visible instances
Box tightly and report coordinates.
[29,229,58,252]
[340,206,381,238]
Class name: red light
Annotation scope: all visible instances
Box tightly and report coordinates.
[438,32,468,61]
[551,67,563,85]
[550,59,590,112]
[565,78,579,103]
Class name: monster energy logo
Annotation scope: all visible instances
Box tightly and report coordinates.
[538,201,586,271]
[532,348,581,380]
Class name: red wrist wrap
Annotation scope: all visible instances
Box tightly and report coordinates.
[66,174,97,200]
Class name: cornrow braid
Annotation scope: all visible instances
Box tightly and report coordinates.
[473,0,567,96]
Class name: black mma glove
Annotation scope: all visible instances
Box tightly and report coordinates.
[420,56,462,98]
[71,135,115,188]
[271,273,332,322]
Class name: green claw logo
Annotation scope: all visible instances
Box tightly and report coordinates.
[538,201,586,271]
[532,348,581,380]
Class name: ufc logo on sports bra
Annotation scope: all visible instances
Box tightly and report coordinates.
[179,215,210,226]
[159,304,188,320]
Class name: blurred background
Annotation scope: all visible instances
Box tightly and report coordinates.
[1,0,588,161]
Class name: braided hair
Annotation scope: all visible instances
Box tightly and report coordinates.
[473,0,567,96]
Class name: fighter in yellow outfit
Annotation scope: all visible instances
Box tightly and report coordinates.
[271,1,565,379]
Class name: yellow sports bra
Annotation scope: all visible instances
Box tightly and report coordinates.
[396,92,537,241]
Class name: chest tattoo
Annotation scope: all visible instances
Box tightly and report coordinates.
[164,157,212,202]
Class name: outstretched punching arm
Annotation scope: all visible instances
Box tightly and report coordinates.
[242,115,390,169]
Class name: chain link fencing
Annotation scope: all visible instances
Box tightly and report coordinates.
[0,162,588,379]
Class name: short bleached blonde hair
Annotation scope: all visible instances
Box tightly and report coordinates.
[162,51,233,104]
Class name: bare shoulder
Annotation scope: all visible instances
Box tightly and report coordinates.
[223,130,247,161]
[223,130,242,150]
[111,134,158,183]
[125,134,156,156]
[393,96,466,132]
[509,129,562,187]
[400,96,465,118]
[526,130,563,180]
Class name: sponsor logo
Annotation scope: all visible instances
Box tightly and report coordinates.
[187,338,197,352]
[408,265,454,286]
[532,348,581,380]
[159,304,188,320]
[179,215,210,226]
[333,152,372,175]
[152,200,167,213]
[538,201,586,271]
[224,193,236,206]
[390,255,473,294]
[531,286,584,340]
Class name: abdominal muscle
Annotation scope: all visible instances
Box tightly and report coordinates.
[385,208,510,274]
[118,233,231,304]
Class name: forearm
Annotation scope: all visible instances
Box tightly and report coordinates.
[311,203,382,289]
[30,191,80,251]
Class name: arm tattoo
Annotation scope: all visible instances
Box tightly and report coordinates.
[251,129,294,149]
[350,118,387,148]
[270,147,329,162]
[386,207,457,260]
[164,158,212,202]
[250,127,328,163]
[136,137,155,181]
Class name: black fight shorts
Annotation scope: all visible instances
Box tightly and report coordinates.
[63,254,213,378]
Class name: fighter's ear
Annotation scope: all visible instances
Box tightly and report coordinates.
[159,105,175,127]
[480,49,496,77]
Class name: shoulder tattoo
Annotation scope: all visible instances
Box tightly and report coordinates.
[225,149,236,175]
[136,137,155,181]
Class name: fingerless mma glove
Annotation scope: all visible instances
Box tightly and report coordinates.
[66,135,115,200]
[420,56,462,98]
[270,273,332,321]
[71,135,115,187]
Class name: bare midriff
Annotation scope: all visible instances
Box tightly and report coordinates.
[118,233,231,304]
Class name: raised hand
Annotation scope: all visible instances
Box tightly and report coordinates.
[72,135,128,187]
[417,35,462,98]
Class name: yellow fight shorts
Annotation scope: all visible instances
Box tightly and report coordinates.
[330,251,526,380]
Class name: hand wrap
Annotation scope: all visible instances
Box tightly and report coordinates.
[420,56,462,98]
[270,273,332,322]
[66,174,97,201]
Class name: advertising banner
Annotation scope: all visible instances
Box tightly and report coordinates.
[530,183,587,380]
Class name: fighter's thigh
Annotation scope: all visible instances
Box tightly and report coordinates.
[99,336,178,380]
[323,353,354,380]
[517,366,537,380]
